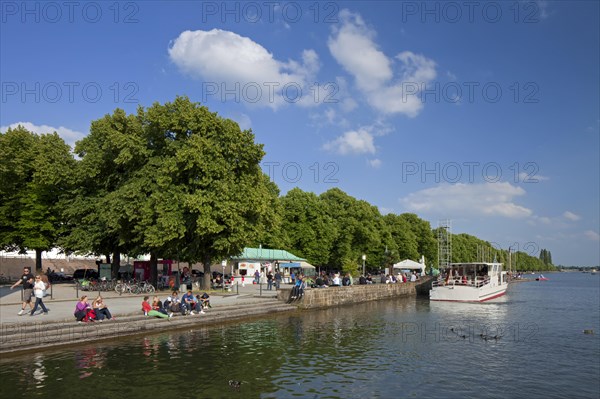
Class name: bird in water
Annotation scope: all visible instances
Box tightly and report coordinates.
[229,380,242,390]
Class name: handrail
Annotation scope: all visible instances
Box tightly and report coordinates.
[432,277,490,288]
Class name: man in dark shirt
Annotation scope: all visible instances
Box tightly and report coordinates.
[11,267,34,315]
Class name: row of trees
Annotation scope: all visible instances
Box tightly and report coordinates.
[1,97,280,287]
[0,97,555,284]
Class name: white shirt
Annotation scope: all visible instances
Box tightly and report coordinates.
[34,280,46,298]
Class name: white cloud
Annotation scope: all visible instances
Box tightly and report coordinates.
[537,1,550,20]
[378,207,395,215]
[518,171,549,182]
[0,122,85,149]
[328,9,436,117]
[563,211,581,221]
[323,122,392,155]
[537,216,552,225]
[168,29,321,109]
[368,158,382,168]
[400,182,533,219]
[222,112,252,131]
[584,230,600,241]
[323,128,376,155]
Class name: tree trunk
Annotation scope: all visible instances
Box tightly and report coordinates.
[35,249,42,272]
[105,253,111,264]
[111,251,121,279]
[203,254,212,291]
[150,252,158,287]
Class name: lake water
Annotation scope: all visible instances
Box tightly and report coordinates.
[1,272,598,398]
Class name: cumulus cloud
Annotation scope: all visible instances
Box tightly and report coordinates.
[563,211,581,221]
[328,9,436,117]
[323,128,376,155]
[0,122,85,150]
[169,29,321,109]
[323,122,392,155]
[400,182,533,218]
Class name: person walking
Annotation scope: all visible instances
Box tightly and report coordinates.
[274,270,282,290]
[10,267,35,315]
[254,269,260,284]
[30,275,49,316]
[266,271,274,290]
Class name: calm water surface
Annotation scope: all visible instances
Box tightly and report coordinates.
[1,272,598,398]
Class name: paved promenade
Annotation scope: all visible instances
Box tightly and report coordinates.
[0,282,279,325]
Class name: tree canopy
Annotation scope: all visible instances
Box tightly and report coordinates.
[61,96,280,285]
[0,126,76,270]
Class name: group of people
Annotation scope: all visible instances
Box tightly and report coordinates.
[74,295,114,322]
[159,290,211,317]
[72,290,212,323]
[382,271,419,284]
[10,267,51,316]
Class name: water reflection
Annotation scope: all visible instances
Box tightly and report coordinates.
[32,355,47,388]
[75,347,107,379]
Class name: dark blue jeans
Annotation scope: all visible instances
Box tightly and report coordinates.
[30,297,48,314]
[95,307,112,320]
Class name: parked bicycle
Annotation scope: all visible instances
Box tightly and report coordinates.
[137,280,155,294]
[114,280,139,295]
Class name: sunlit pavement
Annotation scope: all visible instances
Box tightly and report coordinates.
[0,282,280,325]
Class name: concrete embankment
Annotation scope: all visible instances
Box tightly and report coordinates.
[278,278,432,309]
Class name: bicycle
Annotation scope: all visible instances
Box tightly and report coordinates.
[137,280,155,294]
[114,280,138,295]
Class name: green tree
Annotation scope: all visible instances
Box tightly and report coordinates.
[279,188,337,267]
[0,126,75,270]
[397,213,437,267]
[384,213,419,261]
[320,188,393,275]
[60,108,144,275]
[65,97,280,286]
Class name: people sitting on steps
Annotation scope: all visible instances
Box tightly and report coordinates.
[142,296,171,319]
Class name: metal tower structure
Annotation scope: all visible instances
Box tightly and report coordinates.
[437,220,452,270]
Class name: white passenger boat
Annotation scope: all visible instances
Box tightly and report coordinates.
[430,262,508,302]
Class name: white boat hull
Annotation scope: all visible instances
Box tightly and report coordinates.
[429,262,508,302]
[429,283,507,302]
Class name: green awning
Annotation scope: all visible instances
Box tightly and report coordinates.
[231,247,305,262]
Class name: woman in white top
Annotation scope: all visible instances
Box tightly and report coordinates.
[332,274,341,286]
[30,275,49,316]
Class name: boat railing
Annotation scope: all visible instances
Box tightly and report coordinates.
[432,277,490,288]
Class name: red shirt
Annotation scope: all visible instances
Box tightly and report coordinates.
[142,301,152,312]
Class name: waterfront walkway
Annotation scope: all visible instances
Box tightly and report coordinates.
[0,282,294,355]
[0,282,280,324]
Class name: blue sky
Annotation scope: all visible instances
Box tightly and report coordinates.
[1,1,598,266]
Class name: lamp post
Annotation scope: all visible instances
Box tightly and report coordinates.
[508,246,514,276]
[362,254,366,276]
[221,260,226,292]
